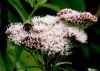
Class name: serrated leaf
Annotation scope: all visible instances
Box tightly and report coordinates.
[8,0,28,22]
[55,61,72,67]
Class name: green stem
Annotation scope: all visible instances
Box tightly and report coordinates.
[52,54,61,70]
[54,54,60,65]
[28,6,38,19]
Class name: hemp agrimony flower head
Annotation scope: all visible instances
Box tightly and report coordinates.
[6,8,97,56]
[57,8,97,29]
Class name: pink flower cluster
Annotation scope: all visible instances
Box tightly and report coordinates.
[57,8,97,24]
[6,8,97,55]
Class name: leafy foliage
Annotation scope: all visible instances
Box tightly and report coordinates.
[8,0,28,22]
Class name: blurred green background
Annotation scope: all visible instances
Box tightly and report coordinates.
[0,0,100,71]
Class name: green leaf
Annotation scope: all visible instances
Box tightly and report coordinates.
[25,0,35,7]
[6,54,14,71]
[39,3,61,12]
[57,67,76,71]
[6,39,23,71]
[0,55,6,71]
[91,43,100,54]
[37,0,47,5]
[81,45,90,60]
[17,49,42,71]
[28,3,60,18]
[8,0,28,22]
[68,0,86,11]
[7,39,23,61]
[55,61,72,67]
[15,46,23,61]
[51,0,86,11]
[88,68,99,71]
[25,0,47,8]
[8,11,17,23]
[51,0,70,8]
